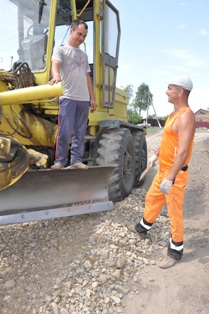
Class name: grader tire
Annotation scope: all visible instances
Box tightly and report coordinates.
[96,128,135,202]
[132,131,147,187]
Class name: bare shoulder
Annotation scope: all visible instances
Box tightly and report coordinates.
[180,108,195,123]
[174,108,195,133]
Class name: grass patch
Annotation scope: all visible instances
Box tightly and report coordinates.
[146,127,163,137]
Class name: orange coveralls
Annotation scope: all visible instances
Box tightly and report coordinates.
[140,107,194,259]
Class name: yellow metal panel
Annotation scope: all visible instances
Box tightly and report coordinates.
[94,0,104,110]
[0,106,57,147]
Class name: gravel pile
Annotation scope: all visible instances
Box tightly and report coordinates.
[0,193,170,314]
[0,132,171,314]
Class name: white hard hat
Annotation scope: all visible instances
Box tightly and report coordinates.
[168,74,193,91]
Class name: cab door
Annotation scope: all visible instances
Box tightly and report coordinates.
[102,0,120,108]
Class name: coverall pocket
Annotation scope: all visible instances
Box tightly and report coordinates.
[175,169,189,188]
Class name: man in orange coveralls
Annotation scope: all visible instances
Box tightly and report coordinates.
[128,75,196,269]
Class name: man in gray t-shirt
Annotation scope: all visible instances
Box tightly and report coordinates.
[49,19,96,170]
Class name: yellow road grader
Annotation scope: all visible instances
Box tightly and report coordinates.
[0,0,147,225]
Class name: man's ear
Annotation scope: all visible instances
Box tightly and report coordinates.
[178,87,184,95]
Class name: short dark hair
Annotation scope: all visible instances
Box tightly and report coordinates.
[71,19,88,30]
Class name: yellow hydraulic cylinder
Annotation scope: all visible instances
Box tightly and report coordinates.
[0,83,64,106]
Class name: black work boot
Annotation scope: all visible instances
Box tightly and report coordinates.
[126,222,147,239]
[135,222,147,234]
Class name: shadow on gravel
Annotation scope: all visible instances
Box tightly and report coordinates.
[181,234,209,264]
[184,184,207,220]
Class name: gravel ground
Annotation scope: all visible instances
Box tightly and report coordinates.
[0,128,209,314]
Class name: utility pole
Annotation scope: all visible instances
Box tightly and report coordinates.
[146,97,149,125]
[151,101,162,128]
[10,56,13,69]
[146,95,162,128]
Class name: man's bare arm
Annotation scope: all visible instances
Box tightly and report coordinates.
[48,60,61,84]
[166,110,195,181]
[86,72,96,112]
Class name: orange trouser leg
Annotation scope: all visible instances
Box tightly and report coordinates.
[166,169,189,243]
[142,170,166,226]
[142,169,188,244]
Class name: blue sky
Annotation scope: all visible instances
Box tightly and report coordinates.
[111,0,209,117]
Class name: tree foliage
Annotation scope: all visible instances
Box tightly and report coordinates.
[124,84,134,104]
[126,83,153,123]
[133,83,153,117]
[127,107,141,124]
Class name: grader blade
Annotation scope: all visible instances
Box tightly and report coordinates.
[0,166,114,226]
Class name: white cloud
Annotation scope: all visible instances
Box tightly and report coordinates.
[177,24,186,29]
[165,49,205,67]
[199,29,209,36]
[168,65,188,72]
[119,63,139,71]
[149,69,168,76]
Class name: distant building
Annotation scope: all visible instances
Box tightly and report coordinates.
[194,108,209,128]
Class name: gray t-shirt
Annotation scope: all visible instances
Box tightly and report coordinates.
[52,45,90,101]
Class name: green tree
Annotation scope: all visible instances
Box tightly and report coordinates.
[133,83,153,117]
[127,107,141,124]
[124,84,134,104]
[124,84,139,123]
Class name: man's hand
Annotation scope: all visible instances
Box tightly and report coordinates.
[149,154,158,167]
[160,179,173,194]
[48,76,61,85]
[90,99,96,112]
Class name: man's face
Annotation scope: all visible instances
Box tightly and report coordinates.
[166,84,181,103]
[70,24,88,48]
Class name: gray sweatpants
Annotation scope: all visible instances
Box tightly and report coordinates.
[54,98,89,166]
